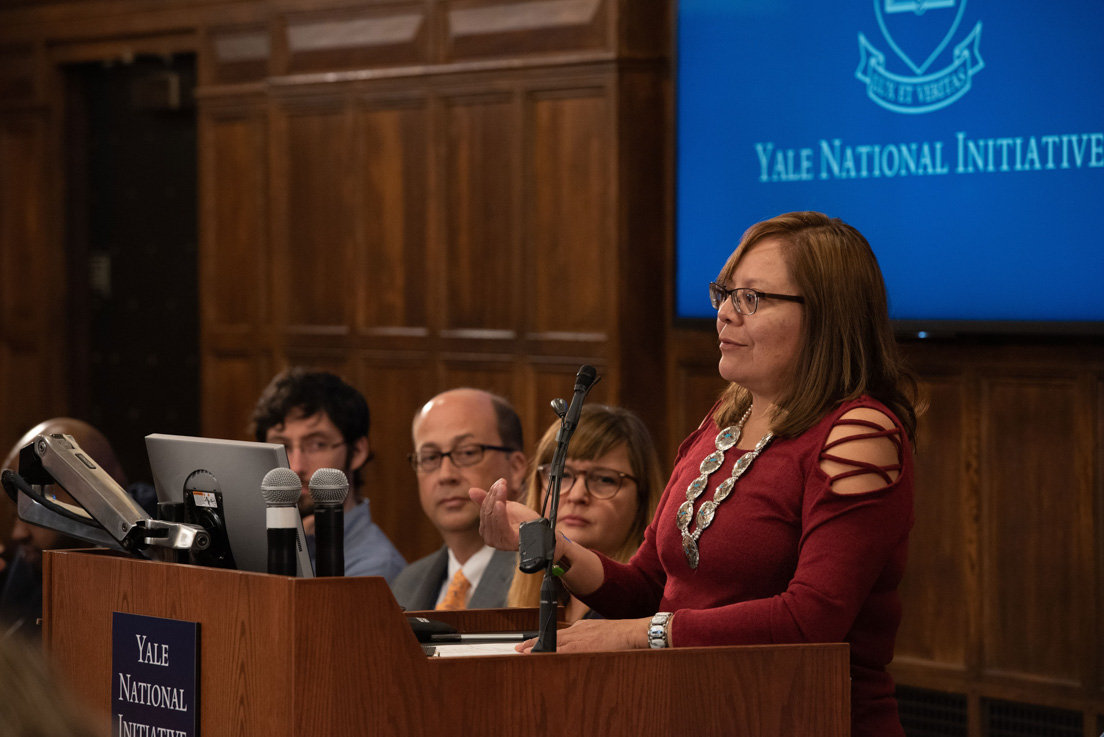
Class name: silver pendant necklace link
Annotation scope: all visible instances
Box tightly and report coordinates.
[676,406,774,569]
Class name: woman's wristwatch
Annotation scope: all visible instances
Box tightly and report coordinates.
[551,532,573,576]
[648,612,673,649]
[551,551,572,576]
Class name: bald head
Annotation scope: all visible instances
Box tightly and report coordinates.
[413,389,522,452]
[3,418,125,569]
[2,417,127,486]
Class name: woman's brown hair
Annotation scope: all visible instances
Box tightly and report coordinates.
[506,404,665,609]
[713,211,921,441]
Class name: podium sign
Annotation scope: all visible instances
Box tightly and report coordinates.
[112,612,199,737]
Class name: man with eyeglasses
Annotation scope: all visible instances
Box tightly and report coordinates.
[251,368,405,581]
[389,388,526,611]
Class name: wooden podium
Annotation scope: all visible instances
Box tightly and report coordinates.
[43,549,849,736]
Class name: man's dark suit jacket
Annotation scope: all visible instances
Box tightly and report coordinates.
[389,546,517,611]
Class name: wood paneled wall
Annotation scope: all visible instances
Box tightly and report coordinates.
[1,1,1101,733]
[193,0,669,560]
[0,95,66,554]
[890,340,1104,731]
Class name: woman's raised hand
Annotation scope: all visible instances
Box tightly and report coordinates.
[469,478,539,551]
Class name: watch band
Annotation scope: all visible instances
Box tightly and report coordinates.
[551,531,573,576]
[648,612,672,649]
[551,552,572,576]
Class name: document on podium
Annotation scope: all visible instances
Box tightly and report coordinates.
[425,642,524,657]
[422,632,536,657]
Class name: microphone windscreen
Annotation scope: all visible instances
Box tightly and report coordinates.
[308,468,349,505]
[261,467,301,505]
[574,364,597,390]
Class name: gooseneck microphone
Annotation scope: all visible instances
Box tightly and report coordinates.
[519,365,599,576]
[309,468,348,577]
[526,364,599,653]
[261,467,302,576]
[547,365,599,518]
[561,364,598,436]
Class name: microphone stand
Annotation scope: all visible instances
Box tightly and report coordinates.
[522,365,598,653]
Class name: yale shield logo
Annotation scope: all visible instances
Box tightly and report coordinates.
[856,0,984,114]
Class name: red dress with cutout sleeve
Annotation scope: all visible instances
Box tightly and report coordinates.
[581,396,913,737]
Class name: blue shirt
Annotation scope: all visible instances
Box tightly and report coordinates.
[307,499,405,581]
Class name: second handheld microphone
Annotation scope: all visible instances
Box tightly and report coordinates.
[309,468,348,577]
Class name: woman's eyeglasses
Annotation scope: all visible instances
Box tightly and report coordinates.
[709,282,804,315]
[537,464,637,499]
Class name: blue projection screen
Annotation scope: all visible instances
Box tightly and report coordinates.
[676,1,1104,334]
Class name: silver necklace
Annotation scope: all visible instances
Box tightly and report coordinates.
[676,406,774,569]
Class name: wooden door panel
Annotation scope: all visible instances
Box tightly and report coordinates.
[981,375,1089,687]
[354,96,430,332]
[439,93,518,335]
[527,88,611,338]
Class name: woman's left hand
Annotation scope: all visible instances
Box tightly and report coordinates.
[515,617,652,653]
[470,478,538,552]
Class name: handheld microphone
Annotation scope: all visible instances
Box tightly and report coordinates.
[261,467,302,576]
[309,468,348,577]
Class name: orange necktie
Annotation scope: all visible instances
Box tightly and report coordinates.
[436,569,471,611]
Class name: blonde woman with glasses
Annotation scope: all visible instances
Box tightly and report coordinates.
[506,404,664,622]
